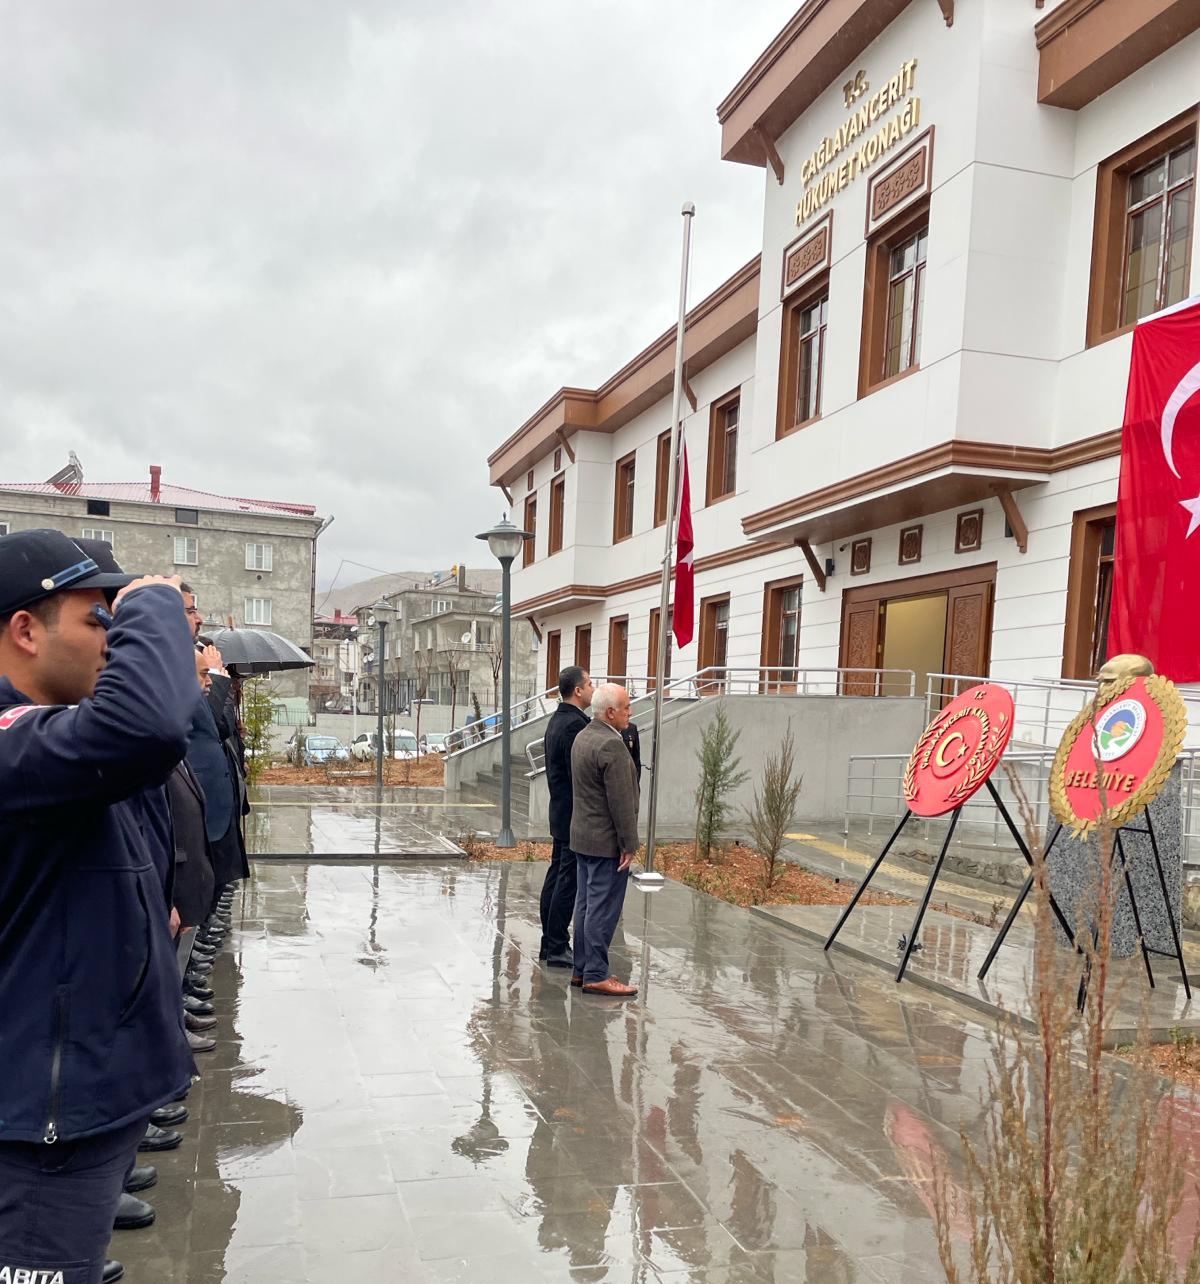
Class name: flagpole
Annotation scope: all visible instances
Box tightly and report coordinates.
[635,201,694,891]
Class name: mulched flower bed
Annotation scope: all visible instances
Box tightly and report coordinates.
[464,836,910,911]
[256,756,445,787]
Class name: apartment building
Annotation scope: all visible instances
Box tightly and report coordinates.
[488,0,1200,701]
[0,459,325,697]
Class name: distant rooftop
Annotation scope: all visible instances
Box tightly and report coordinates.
[0,456,317,519]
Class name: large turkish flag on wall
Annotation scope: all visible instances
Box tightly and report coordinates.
[1108,297,1200,680]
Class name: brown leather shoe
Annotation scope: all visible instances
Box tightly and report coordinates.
[581,977,638,998]
[570,974,583,987]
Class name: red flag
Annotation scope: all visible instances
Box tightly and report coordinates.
[673,439,694,648]
[1108,297,1200,680]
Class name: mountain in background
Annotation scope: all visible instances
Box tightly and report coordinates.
[316,567,502,617]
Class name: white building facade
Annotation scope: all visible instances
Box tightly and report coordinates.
[488,0,1200,703]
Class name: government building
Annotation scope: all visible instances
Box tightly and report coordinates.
[486,0,1198,707]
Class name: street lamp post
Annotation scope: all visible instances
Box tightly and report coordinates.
[367,598,395,789]
[477,516,533,848]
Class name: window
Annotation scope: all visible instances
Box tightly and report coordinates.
[1062,505,1118,679]
[544,630,561,691]
[523,494,537,567]
[1089,112,1198,345]
[175,508,199,525]
[778,289,828,435]
[653,431,672,527]
[476,622,494,647]
[860,205,929,395]
[884,228,928,378]
[707,394,740,502]
[648,607,674,690]
[245,597,272,626]
[698,596,730,691]
[86,499,110,517]
[608,616,629,683]
[761,576,804,690]
[173,536,198,565]
[548,475,565,555]
[613,452,636,542]
[575,624,591,672]
[0,523,8,536]
[245,542,273,572]
[81,527,115,548]
[1121,141,1195,326]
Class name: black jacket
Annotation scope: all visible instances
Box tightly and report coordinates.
[544,702,590,842]
[621,723,642,783]
[0,586,197,1143]
[168,761,216,928]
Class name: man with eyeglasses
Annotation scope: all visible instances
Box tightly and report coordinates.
[0,529,197,1284]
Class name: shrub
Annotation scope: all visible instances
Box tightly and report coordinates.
[744,726,804,892]
[693,705,748,861]
[241,677,276,787]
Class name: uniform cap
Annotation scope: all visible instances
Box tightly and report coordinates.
[0,528,135,618]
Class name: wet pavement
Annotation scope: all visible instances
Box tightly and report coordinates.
[109,858,1031,1283]
[246,787,499,857]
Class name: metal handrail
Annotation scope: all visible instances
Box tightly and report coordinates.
[523,664,919,775]
[443,672,648,759]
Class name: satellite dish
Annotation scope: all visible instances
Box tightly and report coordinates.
[460,632,473,645]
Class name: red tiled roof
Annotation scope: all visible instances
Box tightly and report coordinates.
[0,480,317,518]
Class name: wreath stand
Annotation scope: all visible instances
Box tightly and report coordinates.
[824,776,1078,984]
[977,809,1190,1005]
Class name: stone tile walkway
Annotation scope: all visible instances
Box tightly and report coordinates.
[116,860,1016,1283]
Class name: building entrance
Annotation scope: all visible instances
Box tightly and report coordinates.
[839,564,996,698]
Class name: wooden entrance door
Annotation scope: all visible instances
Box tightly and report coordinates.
[607,616,629,684]
[574,624,592,673]
[838,564,996,698]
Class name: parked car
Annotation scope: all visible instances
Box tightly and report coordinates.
[290,733,350,767]
[421,731,450,756]
[350,729,420,761]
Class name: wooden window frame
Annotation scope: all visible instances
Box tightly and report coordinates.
[1087,109,1199,348]
[1062,503,1118,679]
[706,391,741,504]
[544,629,561,692]
[760,574,805,691]
[777,278,829,438]
[647,607,674,691]
[613,451,636,543]
[859,199,930,398]
[522,494,537,567]
[548,474,565,555]
[653,430,672,527]
[698,594,731,692]
[607,615,630,684]
[574,624,591,673]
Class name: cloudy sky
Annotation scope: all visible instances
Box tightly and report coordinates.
[1,1,795,590]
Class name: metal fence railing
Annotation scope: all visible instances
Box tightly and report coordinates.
[522,665,918,776]
[846,747,1200,869]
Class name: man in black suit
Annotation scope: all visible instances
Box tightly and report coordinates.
[539,665,593,968]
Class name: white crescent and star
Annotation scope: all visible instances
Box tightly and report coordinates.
[1160,360,1200,538]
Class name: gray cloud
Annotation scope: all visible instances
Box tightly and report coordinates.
[0,0,795,588]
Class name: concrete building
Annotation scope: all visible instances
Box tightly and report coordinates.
[487,0,1200,706]
[0,458,326,697]
[311,611,359,710]
[355,571,538,724]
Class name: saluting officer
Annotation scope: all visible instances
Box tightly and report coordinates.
[0,529,199,1284]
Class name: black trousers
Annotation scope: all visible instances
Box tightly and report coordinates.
[539,838,578,957]
[0,1115,146,1283]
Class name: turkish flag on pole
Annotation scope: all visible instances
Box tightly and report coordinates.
[1108,296,1200,680]
[672,439,695,648]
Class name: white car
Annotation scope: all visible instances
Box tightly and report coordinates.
[421,732,450,756]
[350,729,420,761]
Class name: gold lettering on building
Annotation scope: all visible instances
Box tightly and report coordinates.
[795,59,921,227]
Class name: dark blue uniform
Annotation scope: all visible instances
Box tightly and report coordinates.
[0,585,197,1279]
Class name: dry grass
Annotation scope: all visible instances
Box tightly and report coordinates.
[258,756,445,787]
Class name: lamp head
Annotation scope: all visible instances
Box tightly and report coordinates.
[476,514,532,565]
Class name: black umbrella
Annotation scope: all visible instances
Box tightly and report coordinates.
[204,627,315,675]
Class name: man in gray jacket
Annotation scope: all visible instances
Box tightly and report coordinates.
[569,682,640,997]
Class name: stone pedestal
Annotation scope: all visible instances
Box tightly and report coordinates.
[1047,764,1182,957]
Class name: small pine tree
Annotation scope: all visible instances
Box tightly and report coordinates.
[693,705,749,861]
[745,726,804,891]
[241,677,276,786]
